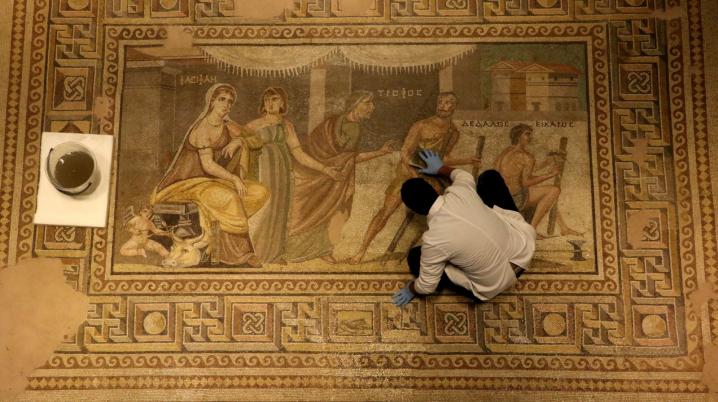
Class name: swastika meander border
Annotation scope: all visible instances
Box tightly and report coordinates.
[1,0,714,396]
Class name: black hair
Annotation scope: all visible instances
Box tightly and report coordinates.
[401,178,439,216]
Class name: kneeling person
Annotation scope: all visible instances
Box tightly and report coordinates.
[392,150,536,306]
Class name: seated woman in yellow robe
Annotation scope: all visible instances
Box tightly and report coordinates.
[152,83,268,267]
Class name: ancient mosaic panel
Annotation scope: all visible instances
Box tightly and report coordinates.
[1,0,716,399]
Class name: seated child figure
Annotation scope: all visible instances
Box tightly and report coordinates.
[119,205,169,259]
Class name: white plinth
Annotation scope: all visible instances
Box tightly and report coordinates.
[33,132,114,228]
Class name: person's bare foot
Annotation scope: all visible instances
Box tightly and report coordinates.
[560,227,584,237]
[536,233,559,240]
[246,254,262,268]
[348,252,365,264]
[321,255,337,264]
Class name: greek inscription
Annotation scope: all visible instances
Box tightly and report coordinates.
[178,74,217,86]
[461,120,510,128]
[534,121,576,128]
[376,88,424,99]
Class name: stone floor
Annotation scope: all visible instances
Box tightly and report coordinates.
[2,0,718,400]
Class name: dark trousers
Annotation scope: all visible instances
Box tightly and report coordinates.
[407,246,479,300]
[406,170,518,300]
[475,169,519,212]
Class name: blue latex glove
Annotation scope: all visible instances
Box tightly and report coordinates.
[418,149,444,175]
[392,282,416,306]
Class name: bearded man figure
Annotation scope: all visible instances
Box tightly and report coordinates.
[349,92,479,264]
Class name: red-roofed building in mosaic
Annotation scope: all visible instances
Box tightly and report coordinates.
[487,61,581,112]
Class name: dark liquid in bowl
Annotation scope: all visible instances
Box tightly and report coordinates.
[54,151,94,188]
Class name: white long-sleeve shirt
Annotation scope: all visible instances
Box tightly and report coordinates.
[414,169,536,300]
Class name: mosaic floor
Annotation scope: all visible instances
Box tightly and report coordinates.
[2,0,718,400]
